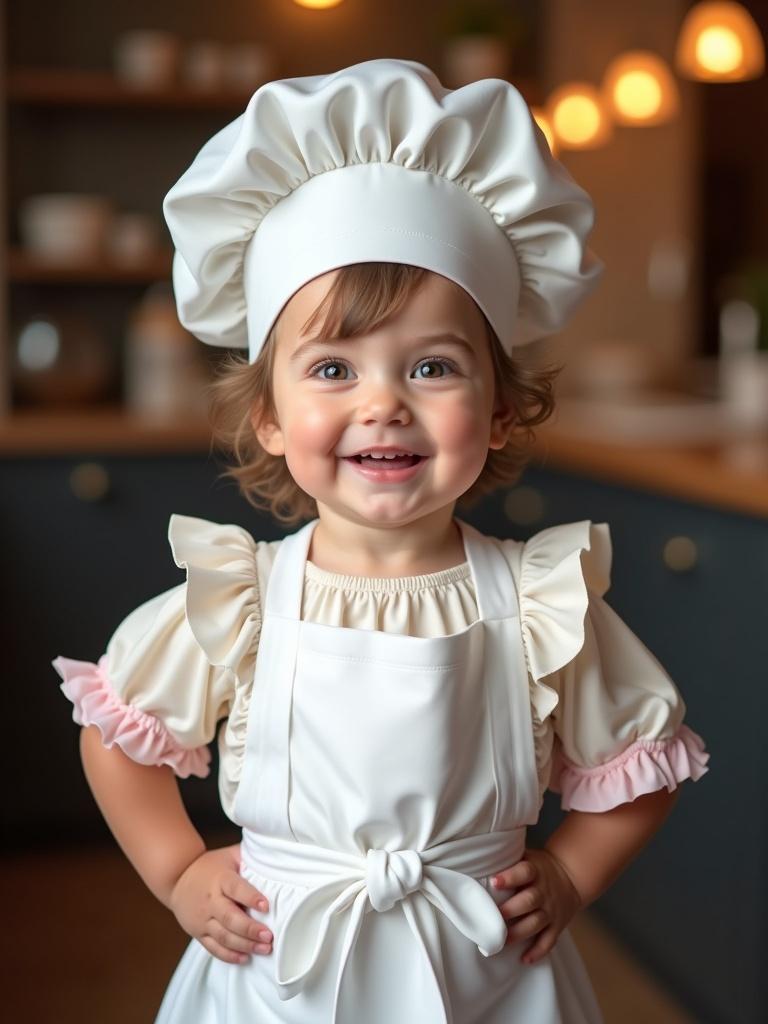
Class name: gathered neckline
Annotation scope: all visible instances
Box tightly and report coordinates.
[304,559,472,593]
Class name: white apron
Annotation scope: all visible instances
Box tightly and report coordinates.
[155,517,604,1023]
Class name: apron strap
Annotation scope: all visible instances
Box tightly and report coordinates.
[263,517,319,619]
[456,517,519,621]
[233,517,317,833]
[457,518,540,826]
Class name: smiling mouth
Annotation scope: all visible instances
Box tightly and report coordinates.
[347,453,424,469]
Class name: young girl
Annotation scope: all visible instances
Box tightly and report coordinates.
[53,59,710,1023]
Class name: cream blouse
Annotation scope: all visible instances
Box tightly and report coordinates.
[53,516,710,821]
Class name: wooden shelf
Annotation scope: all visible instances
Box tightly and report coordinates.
[0,407,213,454]
[7,66,541,112]
[7,247,173,284]
[6,67,261,110]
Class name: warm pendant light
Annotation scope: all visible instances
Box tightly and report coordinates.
[602,50,680,125]
[293,0,345,9]
[531,107,557,155]
[547,82,612,150]
[676,2,765,81]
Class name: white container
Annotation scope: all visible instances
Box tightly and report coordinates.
[114,30,181,88]
[18,193,114,261]
[224,43,274,89]
[719,350,768,430]
[124,285,209,420]
[182,40,226,90]
[108,212,161,265]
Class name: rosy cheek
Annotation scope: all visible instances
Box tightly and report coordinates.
[432,396,490,451]
[288,401,337,449]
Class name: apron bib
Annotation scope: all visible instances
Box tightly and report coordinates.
[232,516,541,1022]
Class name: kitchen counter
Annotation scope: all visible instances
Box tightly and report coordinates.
[2,406,768,519]
[531,420,768,519]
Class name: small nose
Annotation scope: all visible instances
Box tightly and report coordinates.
[358,380,411,425]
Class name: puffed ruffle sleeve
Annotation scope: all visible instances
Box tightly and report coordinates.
[51,514,261,781]
[516,520,710,812]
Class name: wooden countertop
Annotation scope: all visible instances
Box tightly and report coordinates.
[531,421,768,519]
[1,407,767,519]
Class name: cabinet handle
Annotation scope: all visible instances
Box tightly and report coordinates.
[662,535,699,572]
[504,486,546,526]
[69,462,110,502]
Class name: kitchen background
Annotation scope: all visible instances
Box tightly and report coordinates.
[1,1,766,1022]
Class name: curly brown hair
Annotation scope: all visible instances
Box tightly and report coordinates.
[207,263,561,526]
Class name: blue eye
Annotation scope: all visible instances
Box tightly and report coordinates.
[413,358,455,379]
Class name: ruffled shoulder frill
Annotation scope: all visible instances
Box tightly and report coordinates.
[168,514,265,808]
[168,513,262,679]
[504,519,612,726]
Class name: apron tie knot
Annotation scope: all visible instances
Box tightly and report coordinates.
[365,848,423,911]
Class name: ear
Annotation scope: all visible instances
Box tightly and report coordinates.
[251,405,286,456]
[488,400,517,451]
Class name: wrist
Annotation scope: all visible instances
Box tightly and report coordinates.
[152,837,207,909]
[542,840,596,911]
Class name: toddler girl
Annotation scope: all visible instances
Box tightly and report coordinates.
[53,59,710,1023]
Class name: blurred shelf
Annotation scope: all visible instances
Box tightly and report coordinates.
[8,247,173,284]
[7,67,541,112]
[0,407,213,454]
[6,67,261,110]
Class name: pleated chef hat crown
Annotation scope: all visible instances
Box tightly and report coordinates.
[163,58,603,363]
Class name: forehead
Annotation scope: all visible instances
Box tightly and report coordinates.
[276,268,486,345]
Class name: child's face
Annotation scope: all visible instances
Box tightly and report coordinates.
[254,269,514,529]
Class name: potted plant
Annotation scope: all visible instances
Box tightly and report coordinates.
[439,1,526,86]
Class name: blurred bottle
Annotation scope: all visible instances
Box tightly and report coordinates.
[718,268,768,431]
[124,283,209,420]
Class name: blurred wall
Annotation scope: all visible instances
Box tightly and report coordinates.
[540,0,701,392]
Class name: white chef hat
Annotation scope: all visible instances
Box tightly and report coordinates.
[163,58,602,363]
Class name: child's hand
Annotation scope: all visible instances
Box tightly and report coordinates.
[169,844,273,964]
[492,847,582,966]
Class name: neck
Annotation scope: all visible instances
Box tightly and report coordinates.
[308,504,466,578]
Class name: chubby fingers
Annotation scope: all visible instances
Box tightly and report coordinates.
[492,856,537,892]
[208,898,273,960]
[200,874,274,964]
[520,923,561,965]
[222,872,270,914]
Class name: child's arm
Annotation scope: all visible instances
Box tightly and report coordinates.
[80,725,274,963]
[80,723,205,904]
[543,784,680,909]
[493,786,680,965]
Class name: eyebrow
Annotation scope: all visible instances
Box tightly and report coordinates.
[289,332,477,363]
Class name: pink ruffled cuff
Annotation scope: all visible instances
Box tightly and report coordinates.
[549,723,710,812]
[52,654,211,779]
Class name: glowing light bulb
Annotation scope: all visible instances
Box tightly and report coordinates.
[676,2,765,82]
[614,71,662,119]
[602,51,679,126]
[696,25,744,72]
[555,96,599,145]
[293,0,344,9]
[547,84,611,149]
